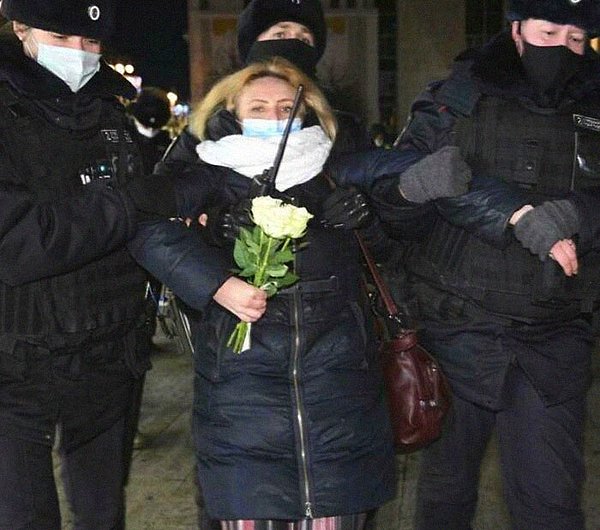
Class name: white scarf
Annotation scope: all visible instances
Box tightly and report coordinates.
[195,125,333,192]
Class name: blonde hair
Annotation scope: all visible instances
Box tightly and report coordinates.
[189,57,337,141]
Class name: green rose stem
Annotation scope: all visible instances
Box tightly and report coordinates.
[227,233,291,353]
[254,231,273,287]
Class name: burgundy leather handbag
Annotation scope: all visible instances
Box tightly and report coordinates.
[356,233,451,453]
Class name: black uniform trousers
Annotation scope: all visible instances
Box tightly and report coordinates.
[0,417,127,530]
[414,323,587,530]
[0,338,137,530]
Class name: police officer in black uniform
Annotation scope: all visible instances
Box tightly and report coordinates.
[0,1,177,528]
[383,0,600,528]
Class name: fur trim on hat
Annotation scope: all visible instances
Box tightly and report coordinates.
[0,0,115,40]
[507,0,600,36]
[237,0,326,63]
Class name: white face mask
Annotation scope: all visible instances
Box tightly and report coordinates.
[35,41,101,93]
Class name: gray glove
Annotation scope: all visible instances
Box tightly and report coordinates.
[398,146,472,203]
[513,199,580,260]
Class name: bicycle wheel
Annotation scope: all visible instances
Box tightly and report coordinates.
[156,285,178,339]
[157,285,194,356]
[170,296,194,357]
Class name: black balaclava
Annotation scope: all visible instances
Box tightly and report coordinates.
[520,40,584,96]
[237,0,327,76]
[245,38,320,77]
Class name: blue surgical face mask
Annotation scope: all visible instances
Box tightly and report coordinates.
[34,40,101,93]
[241,117,302,139]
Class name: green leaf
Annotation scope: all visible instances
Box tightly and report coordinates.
[261,281,278,297]
[275,272,299,288]
[239,264,258,277]
[265,264,288,277]
[246,238,260,256]
[233,239,251,269]
[252,225,263,241]
[239,226,254,245]
[273,248,294,264]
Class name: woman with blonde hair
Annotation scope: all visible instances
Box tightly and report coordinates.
[189,57,337,142]
[130,57,397,530]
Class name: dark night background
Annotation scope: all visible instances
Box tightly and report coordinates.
[109,1,190,100]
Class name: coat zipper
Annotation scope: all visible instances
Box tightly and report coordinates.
[291,250,314,519]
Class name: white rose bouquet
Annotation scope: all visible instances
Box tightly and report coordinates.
[227,196,313,353]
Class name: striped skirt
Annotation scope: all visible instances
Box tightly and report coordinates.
[220,513,367,530]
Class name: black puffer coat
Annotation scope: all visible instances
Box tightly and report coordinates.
[129,143,396,520]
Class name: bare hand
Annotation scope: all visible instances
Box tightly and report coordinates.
[549,239,578,276]
[213,277,267,322]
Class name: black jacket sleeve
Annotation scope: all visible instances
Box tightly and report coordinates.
[396,83,528,247]
[434,177,530,248]
[0,182,138,285]
[570,189,600,254]
[128,219,232,312]
[153,127,201,178]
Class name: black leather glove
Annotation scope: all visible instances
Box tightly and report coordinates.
[399,146,472,203]
[247,169,274,198]
[321,187,371,230]
[513,199,580,259]
[203,201,253,247]
[124,173,178,219]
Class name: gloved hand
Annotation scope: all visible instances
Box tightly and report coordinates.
[123,173,178,219]
[513,199,580,260]
[247,169,274,198]
[321,187,371,230]
[398,146,472,203]
[203,201,253,246]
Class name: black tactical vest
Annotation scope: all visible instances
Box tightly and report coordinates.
[415,91,600,320]
[0,83,147,349]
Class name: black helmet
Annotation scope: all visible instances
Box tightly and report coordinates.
[507,0,600,37]
[129,87,172,130]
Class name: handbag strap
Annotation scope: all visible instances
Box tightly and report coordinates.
[354,231,401,319]
[321,168,406,324]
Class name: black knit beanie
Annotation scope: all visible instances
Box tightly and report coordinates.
[237,0,327,63]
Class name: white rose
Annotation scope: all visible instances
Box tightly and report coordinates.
[251,196,313,239]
